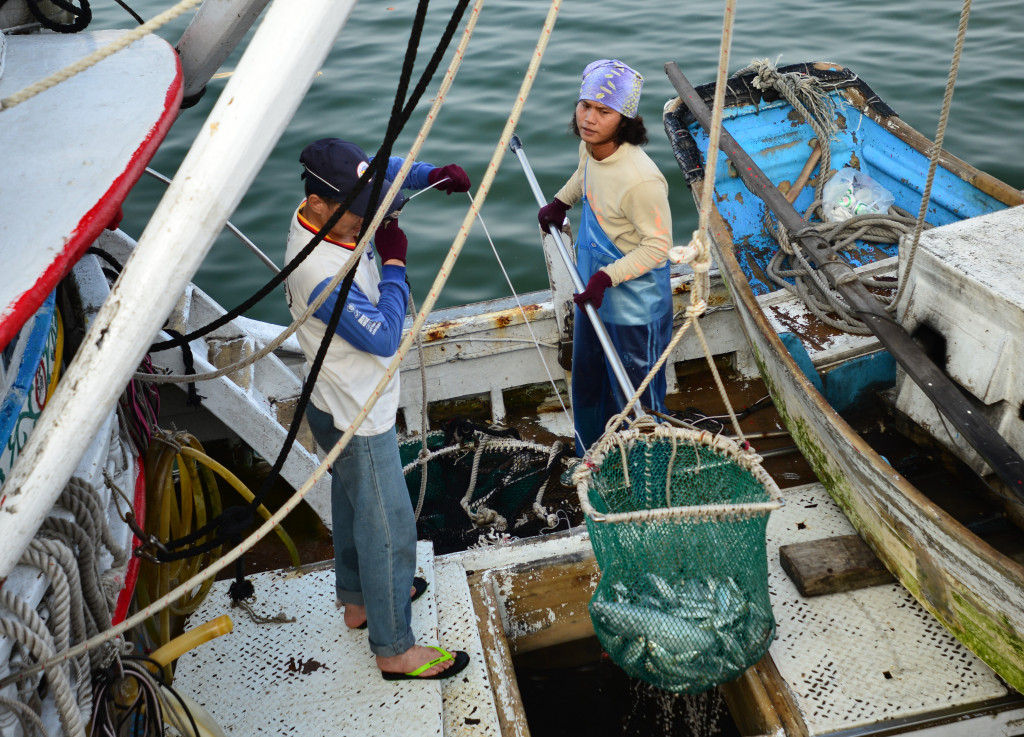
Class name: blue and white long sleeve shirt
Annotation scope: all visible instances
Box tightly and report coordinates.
[283,205,411,435]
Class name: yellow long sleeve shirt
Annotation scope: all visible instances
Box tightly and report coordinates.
[554,141,672,286]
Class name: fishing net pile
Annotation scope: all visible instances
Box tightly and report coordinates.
[399,419,575,554]
[575,424,782,694]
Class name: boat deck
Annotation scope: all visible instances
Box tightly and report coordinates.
[173,541,501,736]
[175,482,1023,736]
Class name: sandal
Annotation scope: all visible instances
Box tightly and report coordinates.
[381,646,470,681]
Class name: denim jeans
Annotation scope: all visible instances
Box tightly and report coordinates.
[305,404,417,657]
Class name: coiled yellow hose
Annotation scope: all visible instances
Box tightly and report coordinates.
[137,432,300,670]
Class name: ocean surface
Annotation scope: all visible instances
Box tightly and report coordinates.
[94,0,1024,324]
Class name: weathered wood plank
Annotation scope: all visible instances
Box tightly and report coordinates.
[779,534,894,597]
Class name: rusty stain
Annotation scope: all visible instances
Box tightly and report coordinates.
[210,122,219,134]
[495,315,512,328]
[426,329,447,341]
[286,656,328,675]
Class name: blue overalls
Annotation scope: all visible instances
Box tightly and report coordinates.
[571,170,673,456]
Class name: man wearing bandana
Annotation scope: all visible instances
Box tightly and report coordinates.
[538,60,673,455]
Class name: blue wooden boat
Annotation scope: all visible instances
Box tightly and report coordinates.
[663,61,1024,691]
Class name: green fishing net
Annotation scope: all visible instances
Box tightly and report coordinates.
[577,426,782,694]
[399,423,572,554]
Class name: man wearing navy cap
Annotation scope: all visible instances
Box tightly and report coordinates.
[285,138,472,681]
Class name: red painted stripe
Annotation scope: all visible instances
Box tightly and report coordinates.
[0,50,183,353]
[112,454,147,625]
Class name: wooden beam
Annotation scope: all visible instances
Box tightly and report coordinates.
[780,534,894,597]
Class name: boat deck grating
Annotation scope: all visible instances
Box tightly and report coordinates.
[768,483,1008,734]
[176,541,457,736]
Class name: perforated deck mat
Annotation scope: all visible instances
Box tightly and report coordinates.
[175,542,448,736]
[767,483,1008,734]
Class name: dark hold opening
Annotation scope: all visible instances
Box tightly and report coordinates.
[910,323,948,372]
[883,670,893,680]
[797,522,807,530]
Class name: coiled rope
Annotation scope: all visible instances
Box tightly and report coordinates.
[739,16,972,333]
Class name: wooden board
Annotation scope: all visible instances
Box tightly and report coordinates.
[0,30,181,351]
[780,534,894,597]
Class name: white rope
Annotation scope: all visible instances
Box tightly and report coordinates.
[0,0,563,690]
[0,0,204,111]
[136,0,487,386]
[469,192,583,450]
[890,0,973,310]
[0,591,84,736]
[596,0,744,451]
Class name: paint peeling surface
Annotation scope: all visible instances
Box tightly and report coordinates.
[767,484,1006,734]
[175,542,448,736]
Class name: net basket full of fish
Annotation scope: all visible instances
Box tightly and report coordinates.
[574,424,783,693]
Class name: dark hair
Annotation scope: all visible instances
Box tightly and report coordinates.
[569,111,649,146]
[304,182,338,206]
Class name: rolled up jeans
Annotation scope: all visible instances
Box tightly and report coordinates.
[305,403,417,658]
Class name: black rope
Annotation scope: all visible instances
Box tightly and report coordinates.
[148,0,472,571]
[161,330,202,407]
[25,0,91,32]
[112,0,144,25]
[148,0,469,355]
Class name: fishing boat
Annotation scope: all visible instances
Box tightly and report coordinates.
[662,59,1024,695]
[5,0,1024,730]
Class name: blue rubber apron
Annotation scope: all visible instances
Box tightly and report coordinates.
[571,166,673,456]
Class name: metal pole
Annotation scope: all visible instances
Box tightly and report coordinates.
[510,135,644,417]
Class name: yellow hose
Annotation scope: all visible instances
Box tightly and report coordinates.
[177,445,301,568]
[137,432,301,660]
[148,614,233,670]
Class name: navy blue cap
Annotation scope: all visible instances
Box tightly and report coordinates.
[299,138,406,218]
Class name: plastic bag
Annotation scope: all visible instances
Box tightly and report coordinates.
[821,167,894,222]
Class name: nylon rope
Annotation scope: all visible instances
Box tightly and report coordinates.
[602,0,747,447]
[135,0,485,386]
[144,0,472,357]
[147,0,462,565]
[0,0,563,689]
[468,190,582,449]
[0,0,203,111]
[890,0,972,310]
[147,0,478,563]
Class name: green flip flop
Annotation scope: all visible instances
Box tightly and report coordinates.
[381,646,471,681]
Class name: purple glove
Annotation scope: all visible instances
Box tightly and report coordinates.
[374,219,408,264]
[427,164,471,194]
[573,270,612,309]
[538,198,570,231]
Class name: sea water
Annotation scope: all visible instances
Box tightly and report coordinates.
[92,0,1024,324]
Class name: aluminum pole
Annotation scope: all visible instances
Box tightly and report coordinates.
[510,135,644,417]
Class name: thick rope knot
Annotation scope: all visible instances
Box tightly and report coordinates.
[685,301,707,319]
[691,253,712,274]
[668,243,699,265]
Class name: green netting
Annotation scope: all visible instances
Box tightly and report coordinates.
[399,428,573,554]
[577,427,782,694]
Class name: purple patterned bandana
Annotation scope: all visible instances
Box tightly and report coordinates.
[578,59,644,118]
